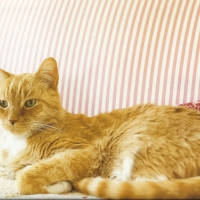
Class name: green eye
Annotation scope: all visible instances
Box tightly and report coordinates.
[0,100,8,108]
[25,99,37,108]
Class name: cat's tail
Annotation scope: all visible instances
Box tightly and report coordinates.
[73,176,200,199]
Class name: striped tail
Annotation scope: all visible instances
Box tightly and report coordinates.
[73,176,200,199]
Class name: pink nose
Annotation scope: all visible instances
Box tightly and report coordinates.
[9,119,18,125]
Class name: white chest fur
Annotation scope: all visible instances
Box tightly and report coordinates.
[0,122,27,166]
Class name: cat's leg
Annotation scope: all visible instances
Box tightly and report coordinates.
[16,164,72,194]
[16,149,94,194]
[110,156,133,181]
[109,149,137,181]
[109,137,141,181]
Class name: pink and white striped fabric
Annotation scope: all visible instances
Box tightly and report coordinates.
[0,0,199,116]
[179,100,200,111]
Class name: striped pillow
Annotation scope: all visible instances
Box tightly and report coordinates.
[0,0,199,116]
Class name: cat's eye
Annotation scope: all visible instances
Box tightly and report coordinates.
[0,100,8,108]
[25,99,37,108]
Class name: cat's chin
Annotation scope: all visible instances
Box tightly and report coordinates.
[10,130,31,137]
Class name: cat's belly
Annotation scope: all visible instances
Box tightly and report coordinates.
[0,124,27,167]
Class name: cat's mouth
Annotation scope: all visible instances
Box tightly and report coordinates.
[2,121,30,136]
[3,125,21,135]
[2,119,63,136]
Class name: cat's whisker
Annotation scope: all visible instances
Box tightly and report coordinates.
[29,120,66,134]
[43,124,66,134]
[36,127,49,134]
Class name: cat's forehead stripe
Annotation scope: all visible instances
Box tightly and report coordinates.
[6,74,34,100]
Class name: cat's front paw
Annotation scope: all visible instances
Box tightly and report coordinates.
[16,165,72,194]
[16,166,48,194]
[45,181,72,194]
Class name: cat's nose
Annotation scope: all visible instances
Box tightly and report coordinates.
[9,119,18,125]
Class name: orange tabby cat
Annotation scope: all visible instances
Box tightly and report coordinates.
[0,57,200,199]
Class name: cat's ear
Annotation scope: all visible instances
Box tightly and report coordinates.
[0,69,13,81]
[36,57,59,89]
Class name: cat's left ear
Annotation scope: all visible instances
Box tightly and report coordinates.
[0,69,14,81]
[36,57,59,89]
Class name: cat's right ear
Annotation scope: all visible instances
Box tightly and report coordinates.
[0,69,13,81]
[35,57,59,90]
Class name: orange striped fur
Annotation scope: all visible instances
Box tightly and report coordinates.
[0,58,200,198]
[74,177,200,199]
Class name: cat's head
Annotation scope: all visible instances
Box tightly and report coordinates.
[0,57,63,137]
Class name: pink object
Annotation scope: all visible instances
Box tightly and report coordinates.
[178,100,200,111]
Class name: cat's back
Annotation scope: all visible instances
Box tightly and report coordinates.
[93,103,200,160]
[82,104,200,181]
[138,104,200,137]
[94,103,200,137]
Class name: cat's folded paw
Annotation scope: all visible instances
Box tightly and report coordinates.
[45,181,72,194]
[16,166,48,194]
[16,165,72,194]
